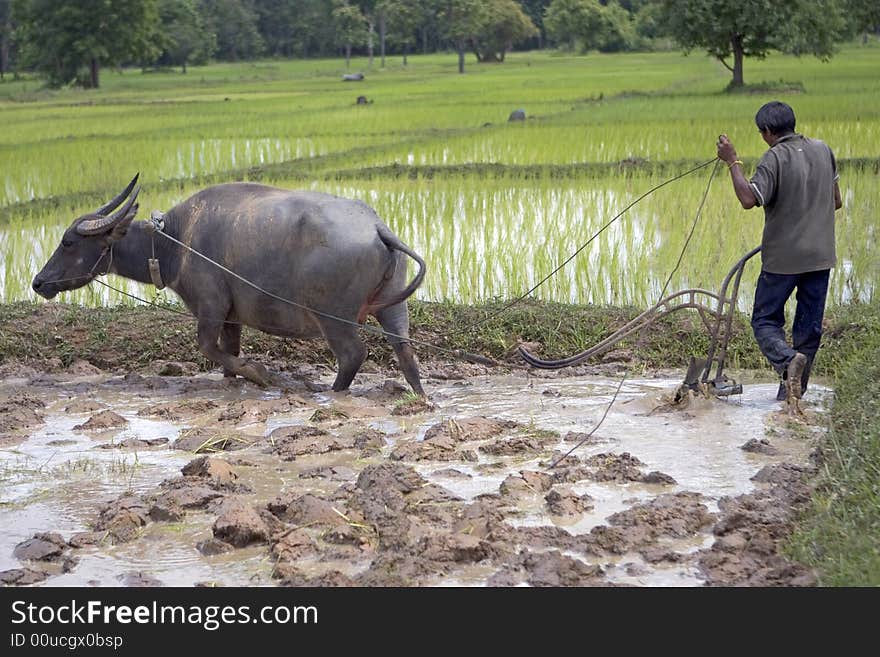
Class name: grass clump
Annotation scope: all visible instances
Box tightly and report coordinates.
[787,300,880,585]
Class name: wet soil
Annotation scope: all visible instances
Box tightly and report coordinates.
[0,354,827,587]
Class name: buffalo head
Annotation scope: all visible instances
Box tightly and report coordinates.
[32,175,141,299]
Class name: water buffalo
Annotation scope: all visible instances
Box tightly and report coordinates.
[32,176,426,395]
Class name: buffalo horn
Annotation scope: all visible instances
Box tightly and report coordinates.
[94,173,140,216]
[76,187,140,236]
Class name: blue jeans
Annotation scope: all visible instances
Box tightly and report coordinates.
[751,269,830,392]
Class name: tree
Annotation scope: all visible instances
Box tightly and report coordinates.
[545,0,636,53]
[842,0,880,37]
[157,0,215,72]
[518,0,553,48]
[332,0,368,68]
[199,0,263,61]
[13,0,160,88]
[380,0,422,65]
[472,0,537,62]
[659,0,848,88]
[544,0,604,52]
[0,0,12,79]
[439,0,484,73]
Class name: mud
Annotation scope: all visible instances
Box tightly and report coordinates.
[0,358,828,587]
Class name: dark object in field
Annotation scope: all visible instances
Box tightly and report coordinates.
[508,109,526,122]
[356,95,369,105]
[31,175,426,395]
[342,72,364,81]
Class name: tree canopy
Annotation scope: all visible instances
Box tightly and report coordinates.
[659,0,849,87]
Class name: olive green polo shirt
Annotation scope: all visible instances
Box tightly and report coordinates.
[749,133,838,274]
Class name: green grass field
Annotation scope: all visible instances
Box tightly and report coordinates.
[2,47,878,308]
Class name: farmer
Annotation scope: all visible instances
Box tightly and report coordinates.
[716,101,842,405]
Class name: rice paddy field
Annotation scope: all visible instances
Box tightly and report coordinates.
[1,46,878,309]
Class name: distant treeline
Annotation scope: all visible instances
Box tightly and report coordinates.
[0,0,878,88]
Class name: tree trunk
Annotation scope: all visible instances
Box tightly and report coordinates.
[367,20,374,68]
[379,14,386,68]
[421,26,428,54]
[90,58,100,88]
[0,32,7,80]
[457,45,465,74]
[731,35,744,87]
[182,60,187,74]
[345,43,351,69]
[403,45,408,67]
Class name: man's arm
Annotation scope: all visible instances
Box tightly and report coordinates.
[717,134,757,209]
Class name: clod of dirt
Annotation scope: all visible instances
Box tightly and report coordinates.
[0,568,50,585]
[741,438,780,456]
[479,431,556,456]
[431,467,472,479]
[578,492,711,555]
[217,397,303,425]
[583,452,647,482]
[391,397,435,415]
[490,550,605,587]
[68,532,109,548]
[94,494,151,543]
[641,471,677,485]
[118,571,163,587]
[270,529,321,563]
[138,399,218,420]
[181,456,238,486]
[149,502,185,522]
[322,523,374,548]
[389,435,478,462]
[356,462,428,494]
[640,547,686,564]
[278,569,356,587]
[545,488,594,516]
[13,533,68,562]
[418,532,493,563]
[212,500,270,547]
[98,437,169,449]
[267,493,345,527]
[196,538,235,556]
[298,465,356,481]
[156,361,198,377]
[351,427,387,455]
[751,463,810,485]
[699,465,816,587]
[154,480,226,509]
[0,392,45,434]
[64,399,107,414]
[309,407,349,423]
[266,425,358,460]
[66,360,103,376]
[174,427,258,453]
[423,416,519,443]
[499,470,555,497]
[73,410,128,431]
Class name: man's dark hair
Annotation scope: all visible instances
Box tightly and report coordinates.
[755,101,796,135]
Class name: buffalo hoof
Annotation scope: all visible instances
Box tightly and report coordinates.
[239,361,271,388]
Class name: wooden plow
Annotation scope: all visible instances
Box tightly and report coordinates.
[519,246,762,398]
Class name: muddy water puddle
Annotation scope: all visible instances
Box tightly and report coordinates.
[0,370,826,587]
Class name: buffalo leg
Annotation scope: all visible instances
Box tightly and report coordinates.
[197,317,269,387]
[376,302,425,396]
[219,320,242,378]
[321,322,367,392]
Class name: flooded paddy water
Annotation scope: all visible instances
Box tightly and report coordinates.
[0,363,825,587]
